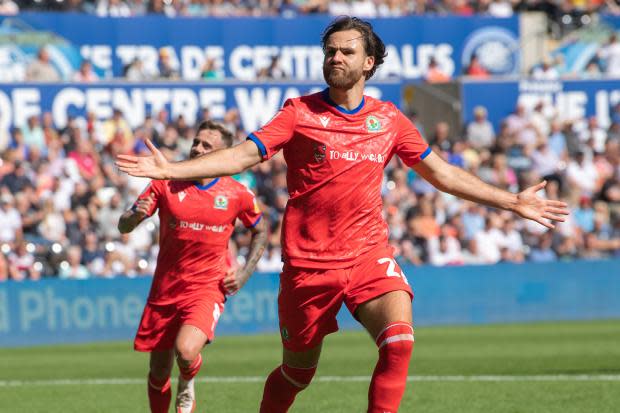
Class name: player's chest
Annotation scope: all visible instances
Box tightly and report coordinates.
[160,188,240,225]
[292,114,396,166]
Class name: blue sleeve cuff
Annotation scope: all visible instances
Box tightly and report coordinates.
[248,214,263,228]
[247,133,268,160]
[420,146,431,160]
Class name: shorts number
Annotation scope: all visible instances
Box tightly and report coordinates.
[377,257,409,285]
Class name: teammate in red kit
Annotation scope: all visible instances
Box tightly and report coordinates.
[116,17,569,413]
[117,120,267,413]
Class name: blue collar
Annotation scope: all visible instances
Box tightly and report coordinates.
[194,178,219,190]
[322,88,365,115]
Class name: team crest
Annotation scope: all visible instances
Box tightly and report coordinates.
[365,115,382,132]
[214,195,228,210]
[313,142,327,162]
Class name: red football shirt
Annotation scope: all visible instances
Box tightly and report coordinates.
[135,177,262,304]
[249,89,430,269]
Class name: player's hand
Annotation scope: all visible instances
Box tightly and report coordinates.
[134,193,155,219]
[513,181,570,229]
[223,268,242,296]
[115,139,170,180]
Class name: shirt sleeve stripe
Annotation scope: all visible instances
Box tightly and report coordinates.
[420,146,432,160]
[247,214,263,228]
[247,133,268,159]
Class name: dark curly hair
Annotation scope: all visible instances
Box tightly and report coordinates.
[196,120,233,147]
[321,16,387,80]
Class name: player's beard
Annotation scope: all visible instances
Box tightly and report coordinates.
[323,64,364,89]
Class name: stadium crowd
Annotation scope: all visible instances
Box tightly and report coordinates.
[0,95,619,281]
[3,0,620,18]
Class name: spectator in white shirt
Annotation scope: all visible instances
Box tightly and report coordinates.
[566,150,599,198]
[598,34,620,77]
[466,106,495,150]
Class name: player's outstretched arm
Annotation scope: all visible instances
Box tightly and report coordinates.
[118,193,154,234]
[223,217,268,295]
[413,151,570,229]
[115,139,263,181]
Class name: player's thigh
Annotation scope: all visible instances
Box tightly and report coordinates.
[278,265,345,352]
[175,324,210,362]
[345,249,413,339]
[150,349,175,379]
[282,341,323,369]
[176,291,225,360]
[355,290,412,340]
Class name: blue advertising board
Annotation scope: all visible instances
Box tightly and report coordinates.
[1,260,619,347]
[0,82,400,133]
[461,78,620,130]
[0,14,520,81]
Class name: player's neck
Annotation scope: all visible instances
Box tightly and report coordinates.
[196,178,215,186]
[327,83,365,111]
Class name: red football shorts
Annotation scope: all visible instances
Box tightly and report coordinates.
[134,287,226,352]
[278,248,413,351]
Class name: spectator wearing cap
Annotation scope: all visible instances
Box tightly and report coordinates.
[157,48,179,79]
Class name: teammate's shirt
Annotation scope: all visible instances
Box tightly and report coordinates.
[248,89,429,269]
[135,176,262,304]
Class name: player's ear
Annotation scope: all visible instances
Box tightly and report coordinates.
[363,55,374,73]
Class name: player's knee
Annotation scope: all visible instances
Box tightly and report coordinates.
[376,322,414,359]
[175,342,202,365]
[150,358,173,379]
[280,364,317,389]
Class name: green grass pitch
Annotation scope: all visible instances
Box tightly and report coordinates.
[1,320,619,412]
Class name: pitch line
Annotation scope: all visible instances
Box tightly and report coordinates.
[1,375,620,387]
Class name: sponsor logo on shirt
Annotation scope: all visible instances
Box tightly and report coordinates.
[366,115,382,132]
[329,149,386,163]
[313,142,327,162]
[214,195,228,210]
[179,220,226,233]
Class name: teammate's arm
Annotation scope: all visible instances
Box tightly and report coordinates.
[116,139,262,181]
[223,217,268,295]
[412,151,570,229]
[118,193,154,234]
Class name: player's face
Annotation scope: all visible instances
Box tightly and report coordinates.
[190,129,224,159]
[323,29,374,89]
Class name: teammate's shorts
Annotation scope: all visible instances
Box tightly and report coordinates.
[134,285,226,352]
[278,247,413,352]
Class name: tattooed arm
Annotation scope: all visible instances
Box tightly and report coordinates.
[223,217,268,295]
